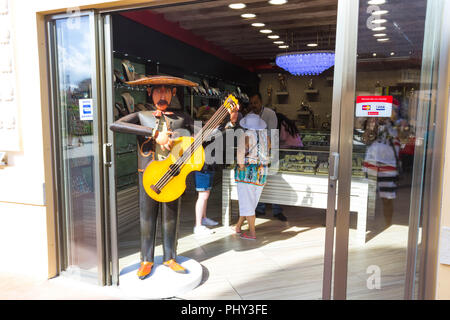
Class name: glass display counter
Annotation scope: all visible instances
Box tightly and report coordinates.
[221,146,372,245]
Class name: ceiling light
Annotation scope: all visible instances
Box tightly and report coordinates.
[372,10,389,15]
[276,51,335,76]
[390,52,395,56]
[373,33,387,37]
[274,41,284,44]
[377,38,390,42]
[279,45,289,49]
[307,43,318,47]
[268,35,280,39]
[241,13,256,18]
[372,19,387,24]
[372,26,386,31]
[229,3,246,9]
[373,53,377,56]
[368,0,385,4]
[260,29,273,34]
[269,0,288,4]
[251,22,265,27]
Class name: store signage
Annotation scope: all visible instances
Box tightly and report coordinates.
[355,96,393,118]
[79,99,94,121]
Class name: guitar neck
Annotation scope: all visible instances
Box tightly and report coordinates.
[193,105,229,143]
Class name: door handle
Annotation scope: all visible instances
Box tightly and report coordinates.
[103,143,112,167]
[329,152,339,181]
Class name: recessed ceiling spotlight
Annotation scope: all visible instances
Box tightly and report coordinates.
[373,33,387,37]
[269,0,288,4]
[390,52,395,56]
[279,45,289,49]
[372,19,387,24]
[377,38,390,42]
[274,41,284,44]
[268,35,280,39]
[372,26,386,31]
[241,13,256,18]
[372,10,389,15]
[229,3,246,9]
[251,22,265,27]
[372,53,377,57]
[260,29,273,34]
[368,0,385,4]
[307,43,318,47]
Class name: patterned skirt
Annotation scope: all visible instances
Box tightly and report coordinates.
[234,164,268,186]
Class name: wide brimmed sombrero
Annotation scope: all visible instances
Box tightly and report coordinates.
[126,75,198,87]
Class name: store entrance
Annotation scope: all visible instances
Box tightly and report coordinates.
[92,0,442,299]
[103,0,341,299]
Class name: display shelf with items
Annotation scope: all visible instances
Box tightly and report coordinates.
[111,56,147,235]
[183,73,250,119]
[299,131,330,148]
[276,148,366,178]
[222,146,371,245]
[223,146,366,178]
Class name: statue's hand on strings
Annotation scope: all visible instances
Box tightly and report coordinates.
[155,129,173,151]
[228,103,240,125]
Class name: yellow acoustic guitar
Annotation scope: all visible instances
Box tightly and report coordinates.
[142,94,239,202]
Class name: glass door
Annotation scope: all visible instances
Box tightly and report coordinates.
[333,0,447,299]
[47,11,107,285]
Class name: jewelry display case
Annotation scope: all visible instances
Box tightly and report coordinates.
[221,143,371,245]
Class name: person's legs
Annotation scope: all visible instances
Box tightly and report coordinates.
[195,190,210,227]
[246,215,256,237]
[234,216,245,233]
[272,204,287,221]
[194,171,218,229]
[382,198,394,226]
[255,202,266,215]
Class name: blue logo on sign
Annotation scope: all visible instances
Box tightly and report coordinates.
[376,105,385,111]
[83,103,92,114]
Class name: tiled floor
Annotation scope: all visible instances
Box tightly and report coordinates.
[1,176,417,300]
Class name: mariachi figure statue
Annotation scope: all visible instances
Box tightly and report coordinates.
[110,75,238,280]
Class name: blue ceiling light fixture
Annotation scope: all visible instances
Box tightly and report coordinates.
[275,51,335,76]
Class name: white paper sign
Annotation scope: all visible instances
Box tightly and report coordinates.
[79,99,93,121]
[355,96,393,118]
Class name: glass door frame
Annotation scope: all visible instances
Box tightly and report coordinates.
[52,0,449,297]
[46,10,109,286]
[332,0,450,300]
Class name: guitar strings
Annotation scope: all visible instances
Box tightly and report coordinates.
[154,100,235,189]
[153,107,229,190]
[154,105,230,189]
[154,100,235,190]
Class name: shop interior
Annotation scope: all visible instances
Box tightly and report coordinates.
[104,0,426,299]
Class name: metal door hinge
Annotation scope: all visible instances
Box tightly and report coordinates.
[103,143,112,167]
[329,152,339,181]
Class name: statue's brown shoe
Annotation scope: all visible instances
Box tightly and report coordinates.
[137,261,153,280]
[163,259,187,274]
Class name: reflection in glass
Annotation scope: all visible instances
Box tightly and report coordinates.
[348,0,429,299]
[55,16,99,277]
